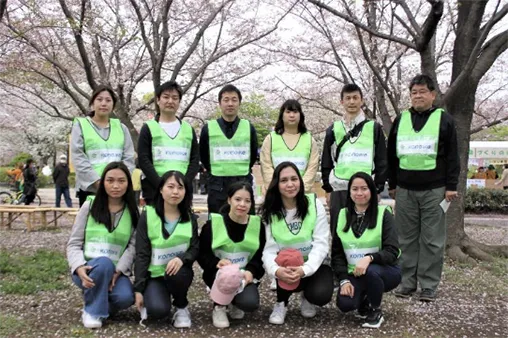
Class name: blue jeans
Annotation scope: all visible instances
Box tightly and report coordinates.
[337,264,401,311]
[72,257,134,318]
[55,186,72,207]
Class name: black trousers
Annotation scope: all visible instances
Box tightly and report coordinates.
[329,190,348,234]
[77,190,95,207]
[143,265,194,319]
[336,264,401,311]
[276,265,334,306]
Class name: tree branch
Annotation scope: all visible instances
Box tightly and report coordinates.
[307,0,416,49]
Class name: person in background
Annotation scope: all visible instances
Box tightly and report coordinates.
[486,165,498,180]
[132,161,142,206]
[6,162,24,192]
[53,154,73,207]
[495,164,508,189]
[22,159,38,205]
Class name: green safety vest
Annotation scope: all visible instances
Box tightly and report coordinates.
[208,119,251,176]
[146,206,192,278]
[75,117,125,177]
[396,109,442,170]
[271,131,312,175]
[210,213,261,269]
[83,197,133,265]
[332,120,375,180]
[146,119,193,176]
[336,205,389,274]
[270,193,317,261]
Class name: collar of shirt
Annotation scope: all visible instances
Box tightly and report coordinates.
[341,113,366,132]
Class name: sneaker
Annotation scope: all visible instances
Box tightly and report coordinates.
[269,302,287,325]
[419,288,436,302]
[300,293,316,318]
[270,278,277,291]
[393,286,417,298]
[362,308,384,329]
[82,310,102,329]
[212,306,230,328]
[355,298,371,319]
[228,304,245,320]
[172,307,191,328]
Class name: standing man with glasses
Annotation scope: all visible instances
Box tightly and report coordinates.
[387,74,459,302]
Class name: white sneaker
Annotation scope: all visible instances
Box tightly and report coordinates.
[229,304,245,320]
[172,307,191,328]
[212,306,230,328]
[269,302,287,325]
[300,293,316,318]
[82,310,102,329]
[270,278,277,291]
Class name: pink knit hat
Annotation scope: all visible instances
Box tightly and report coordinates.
[210,264,244,305]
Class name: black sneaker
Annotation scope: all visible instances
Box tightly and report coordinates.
[419,288,436,302]
[362,308,384,328]
[393,286,417,298]
[355,298,371,319]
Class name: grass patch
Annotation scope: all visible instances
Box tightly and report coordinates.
[0,314,26,337]
[0,249,69,295]
[443,258,508,296]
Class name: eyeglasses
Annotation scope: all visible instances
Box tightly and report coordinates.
[411,90,431,95]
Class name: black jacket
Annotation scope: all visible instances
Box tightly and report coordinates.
[331,208,399,282]
[199,117,258,193]
[387,107,460,191]
[133,209,199,293]
[138,117,199,201]
[52,163,70,187]
[197,213,265,287]
[22,167,37,196]
[321,120,388,194]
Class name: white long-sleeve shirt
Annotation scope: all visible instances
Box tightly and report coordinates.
[262,198,330,278]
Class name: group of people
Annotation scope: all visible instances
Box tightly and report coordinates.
[66,74,460,331]
[6,159,38,205]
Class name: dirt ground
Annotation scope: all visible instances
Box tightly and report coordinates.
[0,216,507,338]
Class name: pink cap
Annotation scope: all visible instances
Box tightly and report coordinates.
[210,264,244,305]
[275,248,305,291]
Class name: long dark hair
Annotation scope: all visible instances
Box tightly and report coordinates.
[343,172,378,232]
[260,161,308,224]
[87,85,118,117]
[153,171,192,223]
[220,181,255,215]
[274,99,307,135]
[89,162,139,231]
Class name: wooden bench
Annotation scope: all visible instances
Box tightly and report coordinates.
[0,206,79,232]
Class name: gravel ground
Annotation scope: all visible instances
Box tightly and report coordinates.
[1,217,507,338]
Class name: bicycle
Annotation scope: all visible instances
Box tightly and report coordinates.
[0,190,41,206]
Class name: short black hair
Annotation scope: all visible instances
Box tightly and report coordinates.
[274,99,307,135]
[409,74,436,91]
[341,83,363,100]
[218,84,242,103]
[156,81,183,100]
